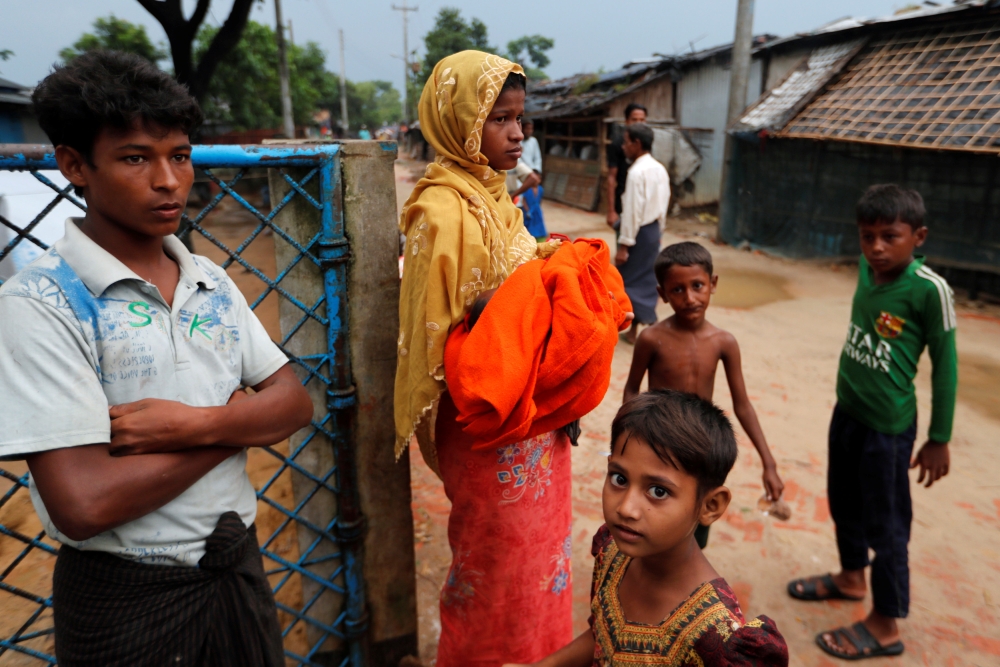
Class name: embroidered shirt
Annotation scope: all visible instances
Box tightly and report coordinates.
[588,525,788,666]
[618,153,670,247]
[0,220,288,566]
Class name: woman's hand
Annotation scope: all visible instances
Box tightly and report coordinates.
[608,290,635,322]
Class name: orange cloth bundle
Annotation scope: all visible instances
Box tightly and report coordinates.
[444,238,633,450]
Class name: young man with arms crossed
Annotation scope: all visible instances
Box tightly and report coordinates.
[788,184,957,660]
[0,52,313,666]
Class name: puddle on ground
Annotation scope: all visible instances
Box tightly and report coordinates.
[712,269,793,309]
[958,353,1000,422]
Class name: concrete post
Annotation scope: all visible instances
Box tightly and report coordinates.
[269,140,417,666]
[341,140,418,667]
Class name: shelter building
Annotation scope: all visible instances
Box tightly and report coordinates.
[723,0,1000,298]
[0,77,44,144]
[524,35,807,211]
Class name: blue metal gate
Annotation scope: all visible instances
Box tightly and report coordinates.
[0,144,366,666]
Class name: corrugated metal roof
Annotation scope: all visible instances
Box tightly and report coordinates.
[760,0,997,50]
[0,77,32,106]
[0,92,31,106]
[736,40,866,132]
[527,1,1000,123]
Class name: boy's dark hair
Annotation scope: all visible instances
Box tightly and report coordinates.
[32,50,203,163]
[654,241,713,284]
[856,184,926,230]
[625,123,654,151]
[522,117,534,126]
[500,71,527,95]
[624,103,647,120]
[611,389,737,496]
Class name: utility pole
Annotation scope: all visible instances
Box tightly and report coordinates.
[338,28,349,135]
[392,1,418,124]
[275,0,295,139]
[717,0,755,238]
[725,0,755,128]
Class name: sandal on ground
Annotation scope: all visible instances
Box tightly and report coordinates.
[787,573,864,601]
[816,622,904,660]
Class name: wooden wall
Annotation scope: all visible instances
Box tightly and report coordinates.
[605,74,675,123]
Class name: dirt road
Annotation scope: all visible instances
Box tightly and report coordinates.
[397,160,1000,666]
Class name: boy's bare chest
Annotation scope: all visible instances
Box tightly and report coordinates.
[646,330,724,399]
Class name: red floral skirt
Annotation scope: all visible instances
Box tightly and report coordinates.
[435,393,574,667]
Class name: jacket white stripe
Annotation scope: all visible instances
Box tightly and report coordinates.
[916,266,955,331]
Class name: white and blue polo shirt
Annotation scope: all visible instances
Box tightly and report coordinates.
[0,220,289,565]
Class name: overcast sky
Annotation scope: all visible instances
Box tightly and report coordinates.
[4,0,914,91]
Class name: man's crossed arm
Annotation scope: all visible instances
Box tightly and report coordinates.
[27,365,312,542]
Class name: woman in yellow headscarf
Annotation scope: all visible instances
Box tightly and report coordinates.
[395,51,573,666]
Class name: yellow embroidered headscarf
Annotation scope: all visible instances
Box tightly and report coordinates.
[394,50,555,469]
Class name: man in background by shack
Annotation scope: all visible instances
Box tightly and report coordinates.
[615,123,669,344]
[521,118,543,176]
[605,103,647,228]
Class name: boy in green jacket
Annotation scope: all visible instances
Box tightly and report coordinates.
[787,184,957,661]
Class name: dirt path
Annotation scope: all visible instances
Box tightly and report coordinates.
[397,160,1000,666]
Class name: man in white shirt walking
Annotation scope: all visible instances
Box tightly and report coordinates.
[614,123,670,344]
[521,119,543,175]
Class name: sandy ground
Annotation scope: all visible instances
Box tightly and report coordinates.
[396,159,1000,666]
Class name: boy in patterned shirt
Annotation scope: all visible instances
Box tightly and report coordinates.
[504,390,788,667]
[788,184,957,661]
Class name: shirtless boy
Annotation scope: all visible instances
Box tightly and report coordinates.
[623,242,784,545]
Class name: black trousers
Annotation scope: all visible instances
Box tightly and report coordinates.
[828,405,916,618]
[52,512,284,667]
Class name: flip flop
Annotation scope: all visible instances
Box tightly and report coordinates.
[787,574,865,601]
[816,621,904,660]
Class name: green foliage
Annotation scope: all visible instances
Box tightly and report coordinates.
[60,15,166,65]
[338,81,403,130]
[0,49,12,61]
[196,21,401,132]
[416,7,555,87]
[418,8,495,84]
[505,35,554,81]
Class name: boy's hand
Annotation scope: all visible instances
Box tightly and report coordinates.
[762,465,784,501]
[615,247,629,265]
[109,398,211,456]
[911,440,949,487]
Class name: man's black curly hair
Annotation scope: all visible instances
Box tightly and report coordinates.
[32,50,203,162]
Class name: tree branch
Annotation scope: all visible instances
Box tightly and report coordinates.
[188,0,255,100]
[138,0,196,85]
[188,0,212,37]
